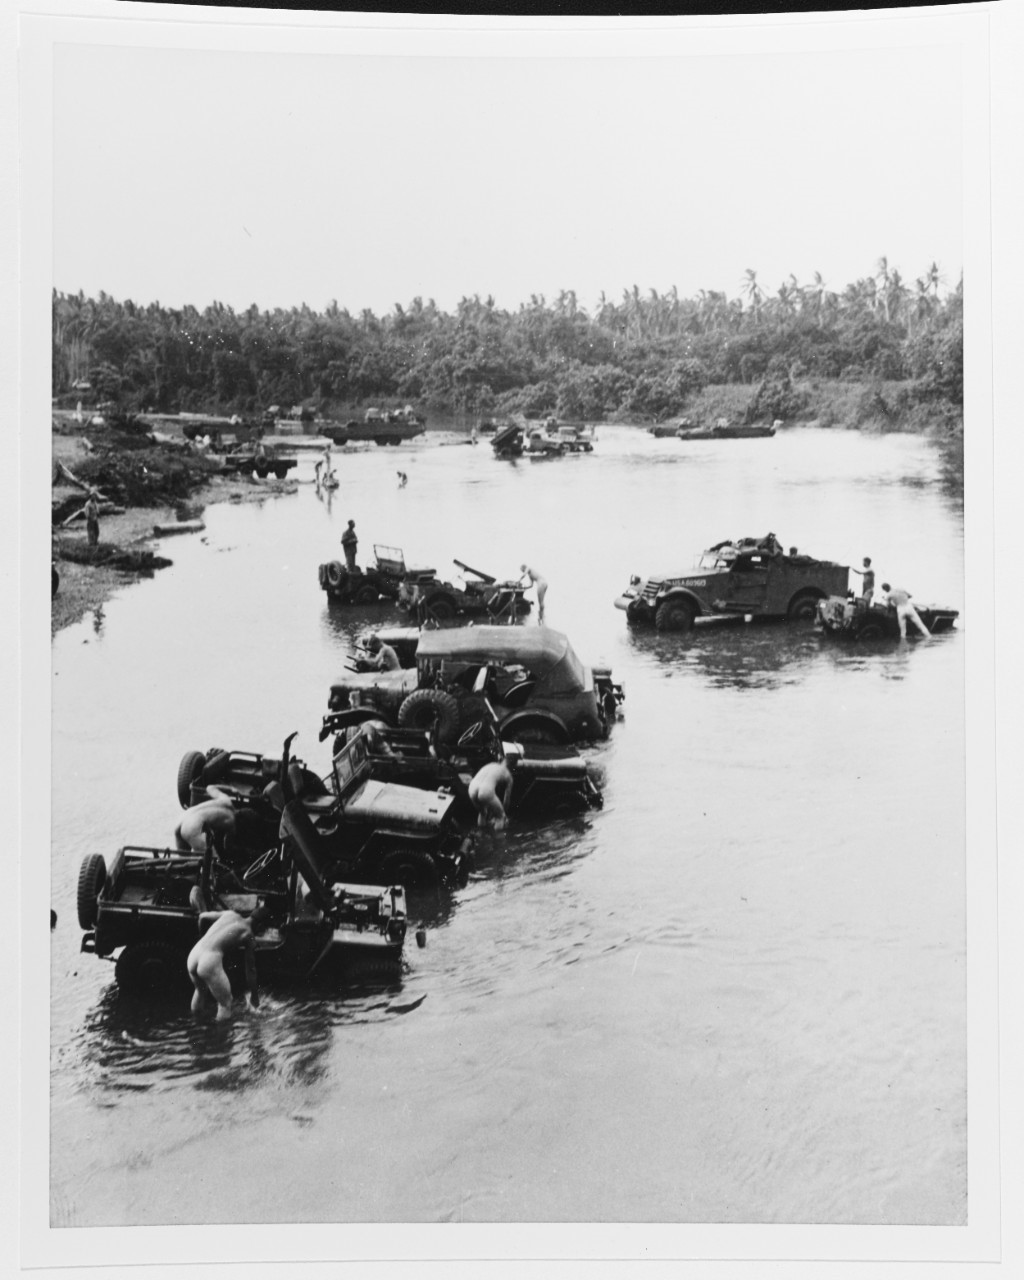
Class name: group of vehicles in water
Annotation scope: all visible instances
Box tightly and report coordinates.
[76,607,623,998]
[616,533,959,641]
[491,420,596,459]
[72,397,959,1007]
[318,544,533,624]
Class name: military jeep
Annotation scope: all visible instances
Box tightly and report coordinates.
[397,558,531,624]
[77,831,408,997]
[175,729,473,888]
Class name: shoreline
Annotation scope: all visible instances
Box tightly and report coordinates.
[51,472,298,637]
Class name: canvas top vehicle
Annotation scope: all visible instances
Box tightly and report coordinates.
[328,624,623,746]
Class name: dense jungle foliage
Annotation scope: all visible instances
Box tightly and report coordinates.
[52,260,962,429]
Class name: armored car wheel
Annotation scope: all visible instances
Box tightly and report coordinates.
[273,465,289,479]
[398,688,461,745]
[115,941,190,997]
[787,592,821,622]
[177,750,208,808]
[76,853,107,929]
[655,599,694,632]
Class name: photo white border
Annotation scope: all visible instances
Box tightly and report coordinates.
[10,2,1020,1274]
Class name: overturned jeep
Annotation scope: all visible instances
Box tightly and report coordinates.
[615,537,850,632]
[318,544,433,605]
[176,729,473,889]
[397,558,531,624]
[76,823,408,997]
[327,625,623,746]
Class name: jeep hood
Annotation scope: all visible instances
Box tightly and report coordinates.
[329,669,416,699]
[343,778,457,829]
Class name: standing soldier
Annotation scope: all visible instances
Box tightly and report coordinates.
[84,490,100,547]
[850,556,875,605]
[341,519,358,571]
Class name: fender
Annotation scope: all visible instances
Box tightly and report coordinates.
[656,587,705,617]
[319,707,397,742]
[499,708,570,743]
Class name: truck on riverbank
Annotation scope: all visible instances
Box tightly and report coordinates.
[616,538,849,631]
[320,407,427,447]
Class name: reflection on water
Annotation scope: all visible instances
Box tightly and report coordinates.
[50,425,967,1226]
[74,971,423,1095]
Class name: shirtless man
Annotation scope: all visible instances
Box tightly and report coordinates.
[468,756,516,831]
[519,564,548,623]
[187,906,269,1021]
[881,583,931,640]
[364,633,401,671]
[174,797,237,853]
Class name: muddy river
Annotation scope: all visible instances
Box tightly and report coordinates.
[48,424,966,1229]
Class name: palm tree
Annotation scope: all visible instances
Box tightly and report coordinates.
[742,269,763,323]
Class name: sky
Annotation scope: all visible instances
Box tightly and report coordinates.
[48,7,971,319]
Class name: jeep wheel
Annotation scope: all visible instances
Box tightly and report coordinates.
[398,689,461,744]
[115,941,190,997]
[353,584,379,605]
[177,750,208,808]
[76,853,107,929]
[856,620,888,641]
[380,847,440,888]
[655,599,694,632]
[273,465,289,479]
[787,592,821,622]
[421,594,457,622]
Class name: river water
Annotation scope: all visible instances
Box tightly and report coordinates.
[49,424,966,1229]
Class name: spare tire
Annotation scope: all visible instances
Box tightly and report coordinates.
[176,750,208,808]
[326,561,346,588]
[397,688,461,745]
[77,853,107,930]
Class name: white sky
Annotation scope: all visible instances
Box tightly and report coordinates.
[49,9,969,317]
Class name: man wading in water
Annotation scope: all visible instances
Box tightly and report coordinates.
[187,905,271,1021]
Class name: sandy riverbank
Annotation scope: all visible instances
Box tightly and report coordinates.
[51,431,298,636]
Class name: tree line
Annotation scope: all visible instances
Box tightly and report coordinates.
[52,259,962,425]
